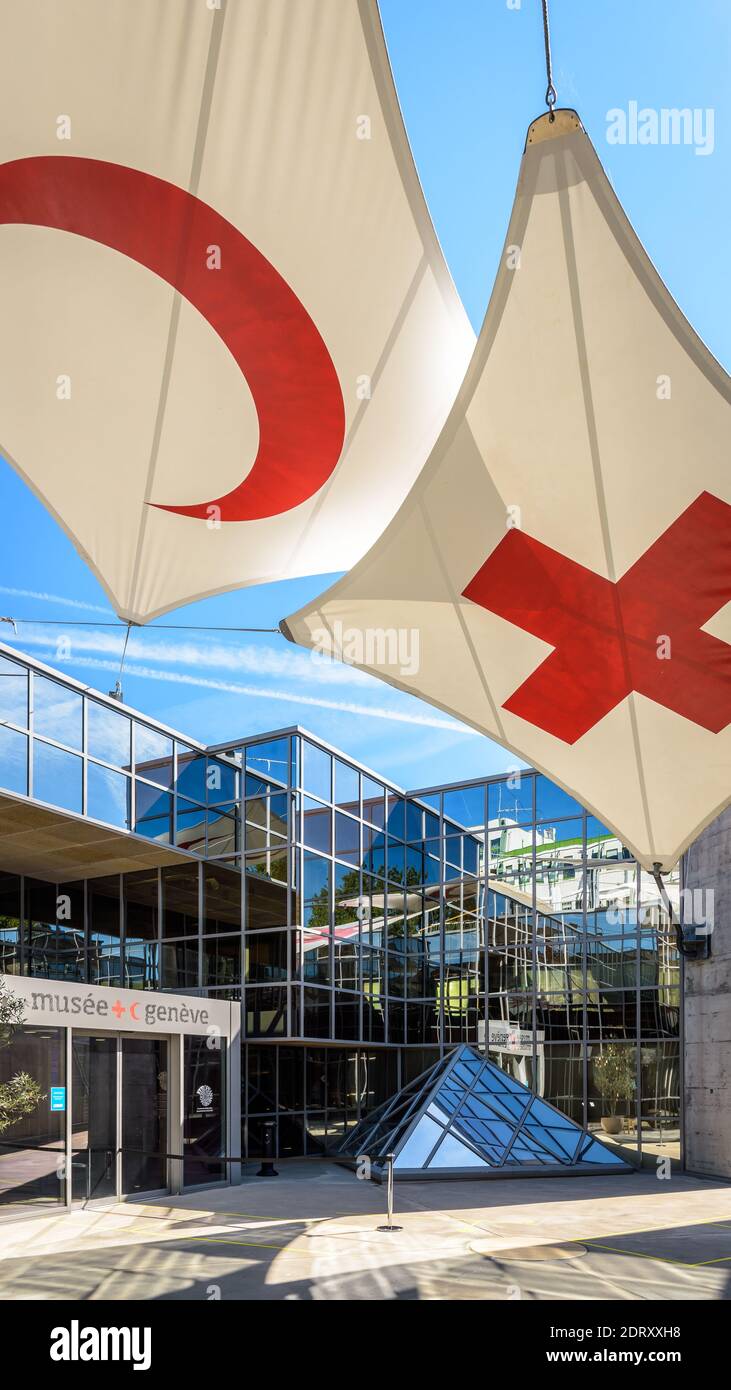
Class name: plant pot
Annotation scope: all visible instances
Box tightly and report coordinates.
[601,1116,622,1135]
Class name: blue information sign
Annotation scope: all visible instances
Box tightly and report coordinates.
[49,1086,66,1112]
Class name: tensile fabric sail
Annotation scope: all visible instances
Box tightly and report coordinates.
[284,110,731,872]
[0,0,473,622]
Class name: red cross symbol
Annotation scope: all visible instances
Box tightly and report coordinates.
[111,1000,126,1019]
[462,491,731,744]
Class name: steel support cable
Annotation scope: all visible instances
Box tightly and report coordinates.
[541,0,558,116]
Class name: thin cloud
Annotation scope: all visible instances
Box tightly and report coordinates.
[0,585,111,614]
[37,651,477,735]
[17,624,380,688]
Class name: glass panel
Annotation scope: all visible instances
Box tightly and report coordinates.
[205,757,238,804]
[246,985,287,1037]
[176,747,207,803]
[302,853,331,930]
[535,819,584,878]
[87,762,130,829]
[123,871,158,990]
[393,1115,442,1169]
[134,782,172,842]
[386,794,405,840]
[588,1044,638,1147]
[0,656,28,728]
[247,1047,277,1114]
[0,1025,65,1205]
[488,821,533,894]
[246,929,288,983]
[334,759,359,814]
[429,1130,489,1168]
[0,725,28,795]
[488,773,533,826]
[302,740,331,801]
[0,872,21,974]
[25,878,85,981]
[203,864,241,934]
[535,776,582,821]
[122,1038,168,1194]
[362,777,385,826]
[245,792,268,830]
[405,800,423,843]
[333,992,360,1041]
[302,797,331,853]
[639,1041,680,1160]
[161,863,199,939]
[246,737,290,786]
[161,941,198,990]
[388,841,405,884]
[301,987,331,1038]
[184,1036,225,1186]
[364,826,386,879]
[33,676,82,749]
[207,803,239,857]
[270,792,288,837]
[246,872,288,930]
[443,785,486,829]
[335,812,360,864]
[33,740,82,813]
[87,701,131,769]
[175,797,207,853]
[71,1034,117,1201]
[134,725,173,788]
[586,863,639,934]
[87,874,122,986]
[586,816,634,861]
[202,934,241,987]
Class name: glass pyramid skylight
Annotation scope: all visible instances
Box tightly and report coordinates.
[338,1044,633,1178]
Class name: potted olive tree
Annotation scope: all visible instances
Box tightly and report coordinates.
[593,1045,635,1135]
[0,980,43,1135]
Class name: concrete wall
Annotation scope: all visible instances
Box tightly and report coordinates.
[683,807,731,1179]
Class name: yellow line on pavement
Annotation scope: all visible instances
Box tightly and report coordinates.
[582,1239,731,1269]
[174,1235,310,1256]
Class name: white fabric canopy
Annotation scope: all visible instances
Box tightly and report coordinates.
[0,0,473,622]
[284,110,731,871]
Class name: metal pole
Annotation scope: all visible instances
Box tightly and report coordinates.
[377,1154,402,1232]
[257,1118,279,1177]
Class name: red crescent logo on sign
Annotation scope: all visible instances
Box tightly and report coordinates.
[0,156,346,522]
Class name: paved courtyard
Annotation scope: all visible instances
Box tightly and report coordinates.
[0,1162,730,1301]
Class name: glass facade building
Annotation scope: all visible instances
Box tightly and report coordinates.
[0,646,681,1181]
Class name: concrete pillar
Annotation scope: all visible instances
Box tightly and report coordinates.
[683,807,731,1178]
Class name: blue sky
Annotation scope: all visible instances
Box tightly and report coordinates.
[0,0,729,791]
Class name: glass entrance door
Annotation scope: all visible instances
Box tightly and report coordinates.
[71,1034,117,1201]
[121,1037,168,1195]
[71,1032,169,1201]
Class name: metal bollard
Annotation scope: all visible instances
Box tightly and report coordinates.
[256,1119,279,1177]
[377,1153,402,1232]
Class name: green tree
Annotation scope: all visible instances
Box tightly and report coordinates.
[593,1044,636,1117]
[0,980,43,1134]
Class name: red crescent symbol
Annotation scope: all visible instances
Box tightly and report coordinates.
[130,1002,141,1021]
[0,156,345,521]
